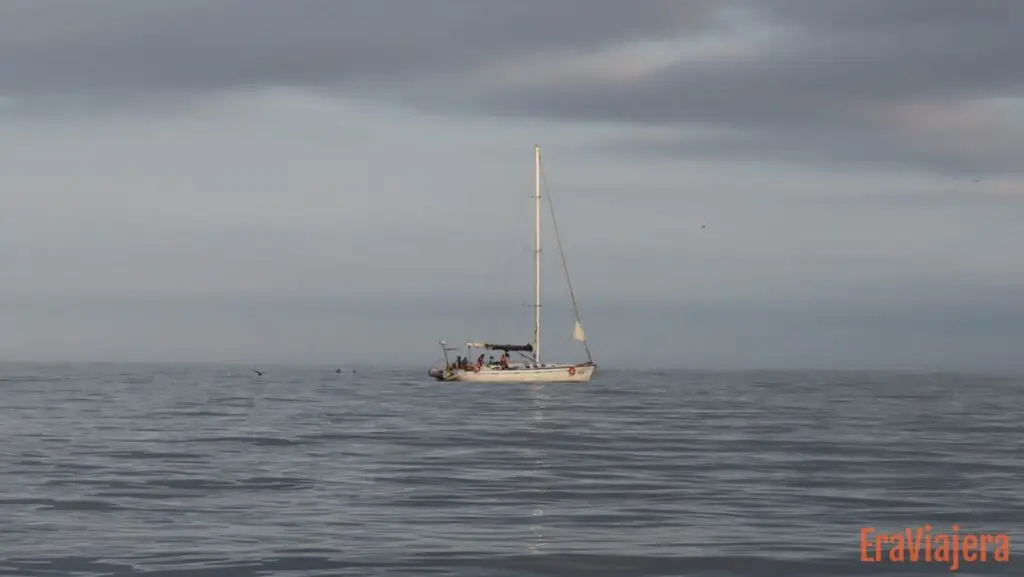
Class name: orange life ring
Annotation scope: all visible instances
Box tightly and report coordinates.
[568,366,576,376]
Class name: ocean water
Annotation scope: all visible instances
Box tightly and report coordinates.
[0,363,1020,576]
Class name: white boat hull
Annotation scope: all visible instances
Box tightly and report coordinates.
[428,363,595,383]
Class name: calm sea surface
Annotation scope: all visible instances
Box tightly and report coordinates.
[0,363,1020,576]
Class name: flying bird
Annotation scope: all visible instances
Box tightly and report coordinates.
[252,369,265,376]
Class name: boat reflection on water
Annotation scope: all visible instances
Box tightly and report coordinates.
[525,384,548,554]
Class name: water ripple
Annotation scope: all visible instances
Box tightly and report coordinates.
[0,363,1021,576]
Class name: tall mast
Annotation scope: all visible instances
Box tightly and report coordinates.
[534,144,542,363]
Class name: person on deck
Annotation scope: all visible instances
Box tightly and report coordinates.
[499,353,509,369]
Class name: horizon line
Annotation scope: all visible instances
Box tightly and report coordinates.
[1,359,1021,378]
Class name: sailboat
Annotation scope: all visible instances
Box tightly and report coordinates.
[428,144,596,383]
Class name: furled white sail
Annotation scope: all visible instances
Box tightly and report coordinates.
[573,320,586,342]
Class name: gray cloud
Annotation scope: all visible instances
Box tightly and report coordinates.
[3,1,1022,176]
[0,0,708,97]
[476,1,1024,176]
[6,1,1016,104]
[510,1,1023,118]
[588,126,1011,178]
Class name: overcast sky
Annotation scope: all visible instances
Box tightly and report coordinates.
[1,0,1023,371]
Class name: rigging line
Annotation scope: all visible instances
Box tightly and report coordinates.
[538,155,593,363]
